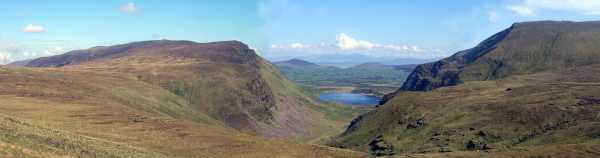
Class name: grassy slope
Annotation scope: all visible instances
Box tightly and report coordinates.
[260,60,368,142]
[0,66,368,158]
[329,65,600,157]
[400,21,600,91]
[22,40,363,140]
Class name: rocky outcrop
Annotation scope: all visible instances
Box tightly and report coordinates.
[369,135,394,156]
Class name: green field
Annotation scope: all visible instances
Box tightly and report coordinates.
[275,60,412,96]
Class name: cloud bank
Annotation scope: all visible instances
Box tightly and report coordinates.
[267,33,449,60]
[0,40,71,64]
[336,33,376,50]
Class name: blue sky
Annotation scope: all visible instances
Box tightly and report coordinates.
[1,0,600,64]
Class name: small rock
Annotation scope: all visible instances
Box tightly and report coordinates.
[406,118,426,129]
[477,131,486,137]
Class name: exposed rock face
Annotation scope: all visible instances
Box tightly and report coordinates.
[368,136,394,156]
[399,21,600,92]
[399,25,513,92]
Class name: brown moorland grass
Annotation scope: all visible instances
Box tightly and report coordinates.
[0,65,368,158]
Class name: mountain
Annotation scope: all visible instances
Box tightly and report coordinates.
[274,59,321,68]
[392,64,419,72]
[0,40,367,157]
[26,40,363,138]
[400,21,600,92]
[381,20,600,105]
[329,21,600,157]
[351,62,391,69]
[6,59,33,67]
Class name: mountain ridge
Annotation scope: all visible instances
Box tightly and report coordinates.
[379,20,600,105]
[399,20,600,92]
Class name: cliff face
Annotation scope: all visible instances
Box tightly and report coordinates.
[399,21,600,92]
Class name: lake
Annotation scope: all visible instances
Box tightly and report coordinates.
[319,92,381,106]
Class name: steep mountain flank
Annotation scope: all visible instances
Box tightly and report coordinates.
[23,40,356,139]
[0,65,366,157]
[400,21,600,92]
[331,21,600,157]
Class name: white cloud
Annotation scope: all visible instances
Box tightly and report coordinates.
[267,33,450,59]
[0,52,9,64]
[509,0,600,16]
[121,2,138,13]
[336,33,377,50]
[249,46,260,54]
[271,43,310,49]
[507,5,535,16]
[22,24,44,33]
[290,43,308,49]
[487,11,501,22]
[0,40,73,64]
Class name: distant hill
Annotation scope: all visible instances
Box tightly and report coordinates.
[329,21,600,157]
[351,62,391,69]
[274,59,413,93]
[392,64,419,72]
[274,58,320,68]
[350,62,419,72]
[6,58,33,67]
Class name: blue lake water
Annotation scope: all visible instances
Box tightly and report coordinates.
[319,92,381,106]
